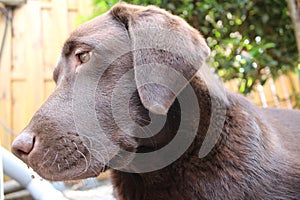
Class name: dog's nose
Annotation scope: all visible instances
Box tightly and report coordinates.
[11,131,35,159]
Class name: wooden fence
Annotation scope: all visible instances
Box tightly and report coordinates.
[0,0,93,150]
[225,73,300,108]
[0,0,299,150]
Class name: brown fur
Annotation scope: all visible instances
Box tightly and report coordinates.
[12,3,300,199]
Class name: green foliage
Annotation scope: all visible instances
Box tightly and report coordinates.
[89,0,299,94]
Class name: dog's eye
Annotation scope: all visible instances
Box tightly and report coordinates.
[75,51,90,64]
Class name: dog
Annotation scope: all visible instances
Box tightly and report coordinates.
[12,3,300,199]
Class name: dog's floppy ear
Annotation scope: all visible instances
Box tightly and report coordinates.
[111,3,210,115]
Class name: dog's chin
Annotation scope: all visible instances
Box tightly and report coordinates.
[34,164,108,182]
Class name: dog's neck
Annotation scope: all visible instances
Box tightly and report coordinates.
[111,75,297,199]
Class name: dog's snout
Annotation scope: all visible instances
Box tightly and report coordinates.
[12,132,35,158]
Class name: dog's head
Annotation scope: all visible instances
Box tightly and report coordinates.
[12,3,211,181]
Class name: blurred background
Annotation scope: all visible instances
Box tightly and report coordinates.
[0,0,299,199]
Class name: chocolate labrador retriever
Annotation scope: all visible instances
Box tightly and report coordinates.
[12,3,300,200]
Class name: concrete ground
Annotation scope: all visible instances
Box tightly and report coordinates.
[63,183,115,200]
[54,178,115,200]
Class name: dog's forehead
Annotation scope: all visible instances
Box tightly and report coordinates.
[73,13,114,37]
[63,12,120,53]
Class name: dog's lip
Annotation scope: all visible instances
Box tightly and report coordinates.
[27,153,107,181]
[27,144,109,181]
[35,167,104,182]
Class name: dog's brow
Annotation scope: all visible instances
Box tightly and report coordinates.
[62,40,93,57]
[53,55,62,83]
[53,66,59,83]
[62,40,77,56]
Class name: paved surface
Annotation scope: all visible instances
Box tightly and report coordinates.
[63,184,115,200]
[54,178,116,200]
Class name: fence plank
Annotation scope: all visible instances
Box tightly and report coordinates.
[24,1,44,115]
[11,82,29,133]
[0,9,12,149]
[41,4,62,80]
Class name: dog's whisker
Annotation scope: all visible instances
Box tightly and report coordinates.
[82,142,92,159]
[41,148,50,161]
[50,153,59,167]
[64,159,70,169]
[92,149,111,172]
[82,135,93,147]
[77,150,89,173]
[90,166,100,176]
[113,153,124,160]
[36,158,50,172]
[72,154,78,161]
[73,142,79,150]
[101,166,106,174]
[71,139,92,167]
[133,115,151,123]
[91,149,106,164]
[90,142,110,165]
